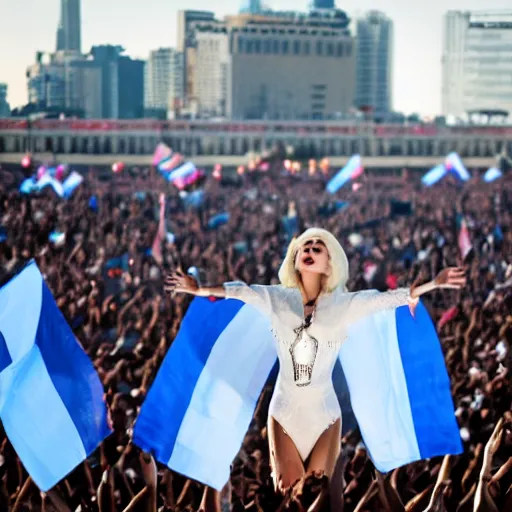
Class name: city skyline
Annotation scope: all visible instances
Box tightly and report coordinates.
[1,0,512,116]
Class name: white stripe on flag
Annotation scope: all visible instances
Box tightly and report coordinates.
[0,263,42,365]
[168,304,275,490]
[1,346,87,490]
[341,309,420,470]
[0,262,111,492]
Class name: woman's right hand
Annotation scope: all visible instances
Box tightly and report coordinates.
[164,270,199,296]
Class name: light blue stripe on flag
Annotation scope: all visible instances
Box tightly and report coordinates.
[326,154,362,194]
[133,298,276,490]
[422,164,447,187]
[62,171,84,199]
[0,262,111,491]
[341,302,462,472]
[483,167,502,183]
[167,162,196,182]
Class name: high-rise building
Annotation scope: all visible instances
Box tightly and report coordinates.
[0,84,11,117]
[26,51,91,116]
[239,0,264,14]
[355,11,393,116]
[26,53,67,109]
[67,59,103,118]
[90,45,122,118]
[176,10,216,106]
[169,51,185,112]
[56,0,81,53]
[195,29,229,117]
[216,10,355,120]
[144,48,173,111]
[144,48,185,117]
[312,0,335,9]
[442,11,512,117]
[118,56,145,119]
[88,45,144,119]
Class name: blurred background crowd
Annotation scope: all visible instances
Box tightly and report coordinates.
[0,165,511,511]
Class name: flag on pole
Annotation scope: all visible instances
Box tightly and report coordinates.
[133,295,461,490]
[0,262,111,491]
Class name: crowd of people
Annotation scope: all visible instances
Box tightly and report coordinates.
[0,163,511,511]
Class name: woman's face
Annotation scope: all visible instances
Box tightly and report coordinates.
[295,239,330,276]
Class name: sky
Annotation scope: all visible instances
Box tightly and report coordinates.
[1,1,511,115]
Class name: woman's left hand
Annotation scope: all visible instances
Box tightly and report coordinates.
[434,267,467,289]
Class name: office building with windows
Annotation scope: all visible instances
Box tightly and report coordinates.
[195,28,229,117]
[191,10,355,120]
[145,48,174,111]
[176,10,216,107]
[144,48,185,116]
[442,11,512,117]
[355,11,393,116]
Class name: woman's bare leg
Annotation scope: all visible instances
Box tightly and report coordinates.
[306,418,341,479]
[268,416,306,493]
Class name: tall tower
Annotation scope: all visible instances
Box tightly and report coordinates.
[239,0,263,14]
[355,11,394,116]
[56,0,81,53]
[312,0,335,9]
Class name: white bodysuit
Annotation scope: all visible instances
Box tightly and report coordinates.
[224,282,411,461]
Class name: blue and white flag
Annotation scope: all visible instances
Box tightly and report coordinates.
[19,172,83,199]
[36,173,65,197]
[446,152,470,182]
[0,262,111,491]
[483,167,503,183]
[62,171,84,199]
[422,164,447,187]
[134,296,461,490]
[133,298,276,490]
[326,155,363,194]
[19,177,38,194]
[340,302,462,472]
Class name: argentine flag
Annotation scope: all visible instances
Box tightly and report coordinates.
[0,262,111,491]
[134,295,462,490]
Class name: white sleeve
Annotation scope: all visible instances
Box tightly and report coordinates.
[345,288,412,326]
[223,281,273,317]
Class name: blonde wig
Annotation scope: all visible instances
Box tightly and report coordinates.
[278,228,349,293]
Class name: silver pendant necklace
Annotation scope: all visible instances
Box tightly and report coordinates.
[289,300,318,387]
